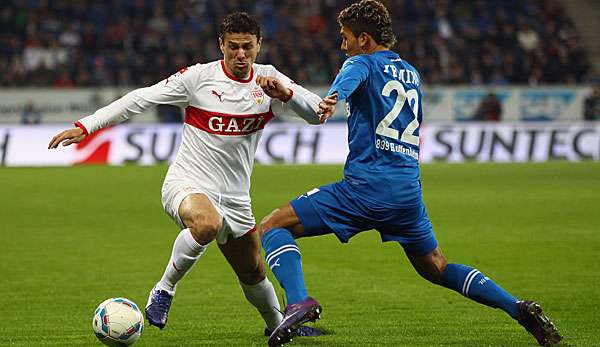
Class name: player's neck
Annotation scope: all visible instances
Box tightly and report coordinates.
[362,43,389,55]
[223,62,252,80]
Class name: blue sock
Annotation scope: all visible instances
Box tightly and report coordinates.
[261,228,308,305]
[441,264,520,318]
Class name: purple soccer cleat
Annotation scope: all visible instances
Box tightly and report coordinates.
[268,297,322,347]
[145,286,173,329]
[264,325,323,338]
[516,300,562,346]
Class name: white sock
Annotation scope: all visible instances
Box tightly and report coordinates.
[156,228,207,294]
[240,278,283,331]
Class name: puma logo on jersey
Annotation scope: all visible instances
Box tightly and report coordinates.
[212,90,224,102]
[271,258,281,268]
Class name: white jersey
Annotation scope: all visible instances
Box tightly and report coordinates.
[76,60,321,203]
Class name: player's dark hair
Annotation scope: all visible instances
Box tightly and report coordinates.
[338,0,396,48]
[219,12,261,41]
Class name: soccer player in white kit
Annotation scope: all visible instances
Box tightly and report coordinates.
[48,12,325,337]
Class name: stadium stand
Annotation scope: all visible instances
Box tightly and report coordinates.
[0,0,592,87]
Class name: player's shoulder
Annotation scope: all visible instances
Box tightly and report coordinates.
[381,52,421,85]
[166,62,203,80]
[252,62,279,76]
[396,58,422,85]
[166,61,221,86]
[343,54,370,67]
[383,51,419,75]
[398,58,419,75]
[186,61,219,75]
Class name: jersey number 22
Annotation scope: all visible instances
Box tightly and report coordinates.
[375,80,420,146]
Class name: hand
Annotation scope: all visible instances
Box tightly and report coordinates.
[48,127,86,149]
[317,94,338,123]
[256,76,292,102]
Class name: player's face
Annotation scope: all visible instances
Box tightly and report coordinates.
[340,25,362,57]
[219,32,261,79]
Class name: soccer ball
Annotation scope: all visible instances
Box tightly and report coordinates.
[92,298,144,346]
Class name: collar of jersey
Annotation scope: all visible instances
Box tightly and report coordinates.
[375,50,397,57]
[220,60,254,83]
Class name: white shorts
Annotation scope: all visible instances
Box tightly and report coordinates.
[161,179,256,244]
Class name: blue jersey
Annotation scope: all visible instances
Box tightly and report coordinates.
[328,50,423,207]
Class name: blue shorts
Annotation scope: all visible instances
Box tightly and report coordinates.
[290,180,438,257]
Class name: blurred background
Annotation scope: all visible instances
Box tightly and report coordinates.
[2,2,600,345]
[0,0,599,165]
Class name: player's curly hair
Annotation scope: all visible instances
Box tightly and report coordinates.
[338,0,396,48]
[219,12,261,41]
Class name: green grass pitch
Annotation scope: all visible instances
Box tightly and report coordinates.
[1,162,599,346]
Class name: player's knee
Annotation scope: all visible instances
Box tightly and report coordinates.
[411,247,448,285]
[258,210,278,236]
[417,267,444,285]
[184,213,222,245]
[437,258,448,273]
[238,263,266,285]
[428,253,448,284]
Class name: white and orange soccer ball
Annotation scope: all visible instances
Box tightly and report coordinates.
[92,298,144,346]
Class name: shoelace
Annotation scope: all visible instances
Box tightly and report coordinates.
[274,294,287,317]
[152,291,172,312]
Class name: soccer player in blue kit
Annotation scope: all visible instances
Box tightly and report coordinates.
[259,1,562,346]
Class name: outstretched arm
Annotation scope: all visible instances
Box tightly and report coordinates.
[48,126,86,149]
[258,69,324,125]
[48,74,190,149]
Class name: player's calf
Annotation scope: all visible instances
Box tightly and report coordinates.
[407,246,448,285]
[262,227,309,305]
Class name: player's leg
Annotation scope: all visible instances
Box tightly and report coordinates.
[406,246,522,316]
[157,193,222,292]
[260,203,326,346]
[146,193,222,328]
[396,202,561,345]
[217,228,283,332]
[259,204,310,305]
[261,183,368,346]
[378,200,522,317]
[261,182,365,309]
[406,246,561,345]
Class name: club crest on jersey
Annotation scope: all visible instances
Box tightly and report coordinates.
[250,90,264,104]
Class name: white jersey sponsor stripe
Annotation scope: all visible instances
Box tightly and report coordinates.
[184,105,274,136]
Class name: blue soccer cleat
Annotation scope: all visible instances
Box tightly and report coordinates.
[268,297,322,347]
[516,300,562,346]
[145,286,173,329]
